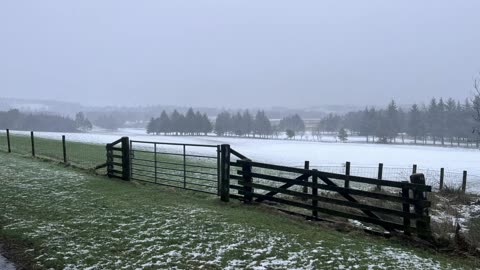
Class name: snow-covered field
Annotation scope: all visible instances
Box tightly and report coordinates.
[6,128,480,172]
[4,128,480,191]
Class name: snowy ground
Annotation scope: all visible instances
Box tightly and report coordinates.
[3,128,480,192]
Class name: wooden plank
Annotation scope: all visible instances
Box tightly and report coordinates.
[228,187,411,231]
[312,169,318,218]
[236,171,429,206]
[236,160,431,191]
[230,148,248,160]
[237,180,419,218]
[402,184,411,235]
[256,173,309,203]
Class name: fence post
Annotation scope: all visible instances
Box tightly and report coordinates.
[154,143,158,184]
[401,182,411,236]
[30,131,35,157]
[439,168,444,190]
[302,161,309,201]
[106,143,113,177]
[183,145,187,188]
[412,164,417,174]
[62,135,67,163]
[312,169,319,219]
[410,173,431,239]
[242,159,253,203]
[6,129,11,153]
[121,137,130,181]
[219,144,230,202]
[462,171,467,193]
[345,161,351,189]
[376,163,383,191]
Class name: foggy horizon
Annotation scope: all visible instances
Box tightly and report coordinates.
[1,1,479,108]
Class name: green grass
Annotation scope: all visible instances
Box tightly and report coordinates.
[1,153,479,269]
[0,132,107,169]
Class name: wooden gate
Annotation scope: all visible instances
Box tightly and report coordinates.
[226,157,432,238]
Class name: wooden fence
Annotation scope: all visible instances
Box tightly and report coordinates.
[223,157,432,238]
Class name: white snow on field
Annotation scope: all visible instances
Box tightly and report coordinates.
[7,128,480,172]
[4,128,480,191]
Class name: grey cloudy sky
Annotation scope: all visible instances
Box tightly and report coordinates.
[1,1,479,108]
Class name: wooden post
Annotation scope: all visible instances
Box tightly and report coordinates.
[219,144,230,202]
[216,145,221,196]
[345,162,351,189]
[6,129,11,153]
[154,143,158,184]
[439,168,444,190]
[401,182,411,236]
[121,137,130,180]
[62,135,67,163]
[106,143,113,177]
[462,171,467,193]
[376,163,383,191]
[312,169,319,219]
[302,161,309,200]
[183,145,187,188]
[242,159,253,203]
[412,164,417,174]
[30,131,35,157]
[410,173,431,239]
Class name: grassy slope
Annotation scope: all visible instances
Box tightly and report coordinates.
[0,153,478,269]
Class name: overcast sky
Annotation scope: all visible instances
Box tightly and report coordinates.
[1,1,479,108]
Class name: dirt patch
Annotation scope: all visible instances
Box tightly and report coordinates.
[0,237,36,270]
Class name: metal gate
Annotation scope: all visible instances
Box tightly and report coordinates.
[129,140,221,194]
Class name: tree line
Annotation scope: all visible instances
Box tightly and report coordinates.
[318,98,479,146]
[147,108,212,135]
[147,109,308,138]
[0,109,92,132]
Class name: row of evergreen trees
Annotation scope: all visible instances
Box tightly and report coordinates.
[0,109,92,132]
[146,108,212,135]
[146,109,308,138]
[214,110,273,137]
[318,98,479,145]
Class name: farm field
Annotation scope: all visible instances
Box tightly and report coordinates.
[0,153,478,269]
[2,129,480,192]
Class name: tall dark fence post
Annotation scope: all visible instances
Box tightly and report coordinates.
[121,137,130,181]
[30,131,35,157]
[302,161,309,200]
[401,182,411,236]
[219,144,230,202]
[376,163,383,191]
[106,143,113,177]
[462,171,467,193]
[345,161,351,188]
[242,159,253,203]
[412,164,417,174]
[183,145,187,188]
[6,129,11,153]
[410,173,431,239]
[154,143,158,184]
[62,135,67,163]
[312,169,318,219]
[439,168,444,190]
